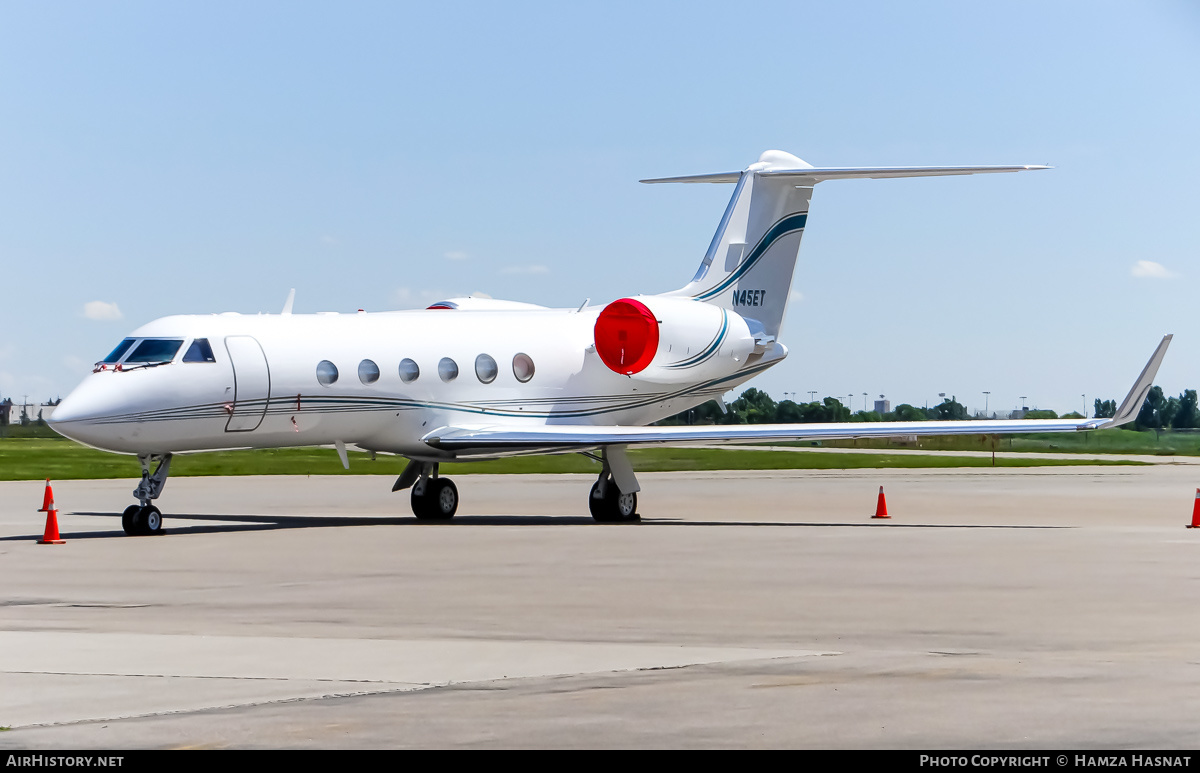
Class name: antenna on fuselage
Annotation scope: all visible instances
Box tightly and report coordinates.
[282,289,296,315]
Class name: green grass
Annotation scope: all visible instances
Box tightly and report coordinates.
[0,436,1141,482]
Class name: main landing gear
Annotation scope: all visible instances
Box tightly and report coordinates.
[124,453,172,536]
[585,446,640,523]
[392,447,641,524]
[394,461,458,520]
[588,475,638,522]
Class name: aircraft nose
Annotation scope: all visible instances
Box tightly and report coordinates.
[50,378,109,424]
[48,375,129,449]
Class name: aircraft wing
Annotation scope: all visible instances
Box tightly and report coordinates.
[423,335,1172,457]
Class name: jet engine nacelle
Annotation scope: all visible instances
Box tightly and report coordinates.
[593,296,756,384]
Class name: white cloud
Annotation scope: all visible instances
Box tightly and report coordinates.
[789,289,804,302]
[443,250,469,261]
[1131,260,1178,279]
[82,301,123,320]
[470,290,493,299]
[500,264,549,275]
[321,235,338,245]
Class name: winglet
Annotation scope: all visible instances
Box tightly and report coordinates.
[1098,334,1173,429]
[282,289,296,315]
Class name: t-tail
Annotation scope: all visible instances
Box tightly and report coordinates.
[645,150,1050,341]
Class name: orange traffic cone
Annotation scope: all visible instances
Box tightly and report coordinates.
[37,481,65,544]
[1188,489,1200,529]
[38,479,53,512]
[873,485,890,519]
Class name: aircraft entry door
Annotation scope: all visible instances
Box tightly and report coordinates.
[224,336,271,432]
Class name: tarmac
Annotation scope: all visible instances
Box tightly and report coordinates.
[2,465,1200,749]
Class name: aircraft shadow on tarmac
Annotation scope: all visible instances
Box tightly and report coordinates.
[0,511,1067,540]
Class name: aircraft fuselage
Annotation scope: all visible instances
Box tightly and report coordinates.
[51,307,782,460]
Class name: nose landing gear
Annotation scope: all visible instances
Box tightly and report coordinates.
[124,453,171,536]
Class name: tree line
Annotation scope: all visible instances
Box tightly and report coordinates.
[659,387,1200,431]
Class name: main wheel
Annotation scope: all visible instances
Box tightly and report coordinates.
[589,481,638,523]
[122,505,141,536]
[412,478,458,521]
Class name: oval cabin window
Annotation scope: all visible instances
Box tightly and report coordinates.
[358,359,380,384]
[316,360,339,386]
[512,353,535,383]
[475,354,498,384]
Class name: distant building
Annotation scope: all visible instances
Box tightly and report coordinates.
[874,399,890,414]
[1009,408,1028,419]
[1,400,57,425]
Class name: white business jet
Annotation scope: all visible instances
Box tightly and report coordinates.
[51,150,1171,535]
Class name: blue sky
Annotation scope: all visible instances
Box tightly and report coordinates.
[2,1,1197,416]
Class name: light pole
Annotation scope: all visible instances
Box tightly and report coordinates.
[1082,394,1087,418]
[808,391,817,403]
[983,391,990,416]
[1020,396,1028,412]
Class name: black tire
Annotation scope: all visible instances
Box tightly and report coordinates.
[412,478,458,521]
[589,481,638,523]
[122,505,141,536]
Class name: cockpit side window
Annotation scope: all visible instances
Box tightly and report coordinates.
[182,338,217,363]
[125,339,184,364]
[101,339,136,364]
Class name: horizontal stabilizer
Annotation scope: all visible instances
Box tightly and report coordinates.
[641,165,1050,185]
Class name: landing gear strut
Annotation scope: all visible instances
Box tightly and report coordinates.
[586,446,640,523]
[394,461,458,521]
[124,453,171,536]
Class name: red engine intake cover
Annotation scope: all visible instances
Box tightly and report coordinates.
[594,298,659,375]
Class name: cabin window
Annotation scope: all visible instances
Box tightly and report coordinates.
[101,338,136,364]
[358,359,380,384]
[475,354,498,384]
[316,360,339,386]
[182,338,216,363]
[399,358,420,383]
[512,353,535,383]
[125,339,184,364]
[438,357,459,382]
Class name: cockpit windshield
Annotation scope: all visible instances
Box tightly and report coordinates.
[124,339,184,364]
[101,339,136,364]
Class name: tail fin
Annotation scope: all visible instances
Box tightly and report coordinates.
[648,150,1048,340]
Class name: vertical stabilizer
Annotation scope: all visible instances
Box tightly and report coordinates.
[663,150,814,339]
[645,151,1048,342]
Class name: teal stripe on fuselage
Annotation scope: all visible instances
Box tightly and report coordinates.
[664,309,728,369]
[694,213,807,301]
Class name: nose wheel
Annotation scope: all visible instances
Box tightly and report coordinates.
[122,504,164,536]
